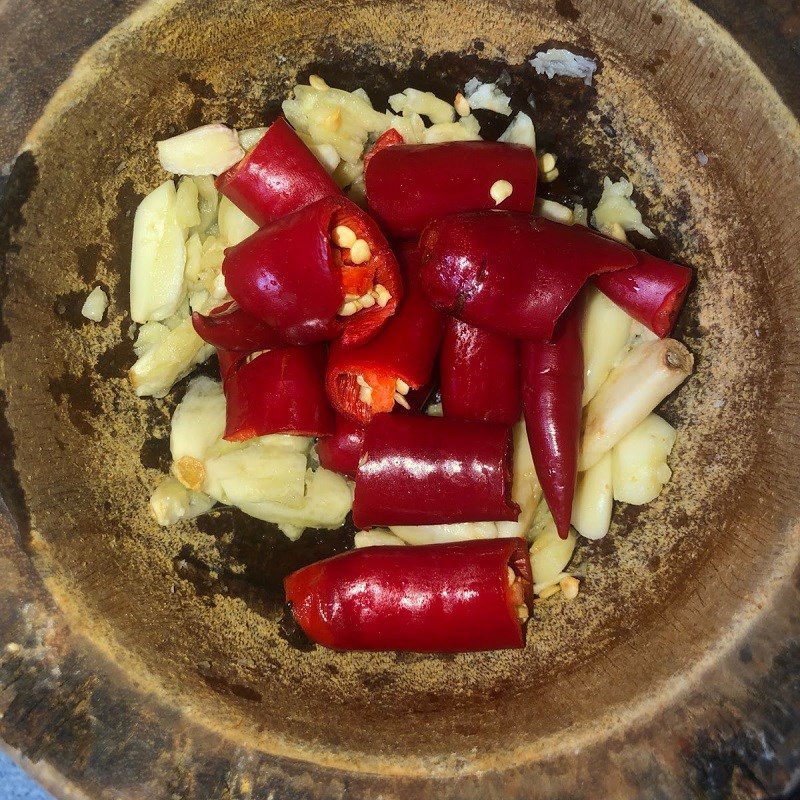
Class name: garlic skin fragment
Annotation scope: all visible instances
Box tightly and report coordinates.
[611,414,677,505]
[581,287,634,406]
[150,477,214,526]
[579,338,693,471]
[571,452,613,540]
[157,124,244,176]
[81,286,108,322]
[354,530,407,548]
[129,180,186,324]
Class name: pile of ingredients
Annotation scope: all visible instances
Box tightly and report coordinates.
[108,66,694,653]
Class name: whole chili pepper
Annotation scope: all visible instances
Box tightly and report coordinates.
[326,241,444,424]
[594,251,692,337]
[440,318,520,425]
[365,141,538,238]
[222,195,402,347]
[316,415,365,479]
[520,298,585,539]
[192,300,285,351]
[215,117,339,226]
[353,414,519,528]
[419,212,637,340]
[284,537,533,652]
[221,345,334,441]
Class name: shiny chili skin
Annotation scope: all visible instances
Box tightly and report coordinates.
[326,241,444,424]
[284,538,534,652]
[365,142,538,238]
[221,345,334,441]
[192,301,286,351]
[353,414,519,528]
[215,117,339,225]
[419,212,637,340]
[594,251,692,337]
[521,299,584,539]
[316,415,365,479]
[440,319,520,425]
[222,195,401,347]
[363,127,404,173]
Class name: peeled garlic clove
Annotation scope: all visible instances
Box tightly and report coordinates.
[611,414,677,505]
[169,377,227,463]
[157,124,244,176]
[529,520,577,590]
[496,419,542,538]
[579,338,693,471]
[389,521,499,545]
[581,287,634,406]
[129,180,186,323]
[218,196,258,246]
[571,452,613,540]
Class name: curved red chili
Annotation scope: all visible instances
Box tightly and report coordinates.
[326,241,444,424]
[221,345,334,441]
[192,301,286,351]
[363,127,404,174]
[222,195,402,347]
[594,251,692,337]
[215,117,339,225]
[521,298,585,539]
[440,319,521,425]
[353,414,519,528]
[365,141,538,238]
[316,415,365,479]
[419,212,637,340]
[284,538,533,652]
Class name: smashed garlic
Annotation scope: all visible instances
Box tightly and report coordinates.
[611,414,676,504]
[81,286,108,322]
[464,78,512,115]
[423,118,481,144]
[389,88,455,124]
[218,196,258,246]
[129,180,186,324]
[191,175,219,235]
[170,377,227,467]
[150,477,214,526]
[157,124,244,176]
[591,176,655,240]
[571,452,613,540]
[529,509,577,591]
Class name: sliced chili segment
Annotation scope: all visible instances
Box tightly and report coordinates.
[365,141,538,238]
[326,241,444,424]
[222,195,401,346]
[440,319,520,425]
[316,415,365,479]
[192,301,285,351]
[215,117,339,225]
[284,538,533,652]
[353,414,519,528]
[221,345,334,441]
[594,251,692,337]
[419,212,637,340]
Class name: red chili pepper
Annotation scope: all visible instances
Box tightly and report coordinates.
[284,538,533,652]
[221,345,334,441]
[316,415,365,479]
[222,195,402,346]
[440,319,520,425]
[363,128,404,174]
[326,241,444,424]
[192,301,286,351]
[365,142,538,238]
[594,251,692,337]
[419,212,637,340]
[520,298,584,539]
[215,117,339,226]
[353,414,519,528]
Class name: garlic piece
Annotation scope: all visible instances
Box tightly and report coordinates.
[529,513,577,590]
[354,530,407,548]
[238,126,268,152]
[157,124,244,176]
[81,286,108,322]
[170,377,227,465]
[389,88,455,124]
[591,176,655,240]
[571,452,613,540]
[611,414,677,504]
[150,477,214,527]
[498,111,536,150]
[129,180,186,324]
[463,78,512,115]
[218,196,258,246]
